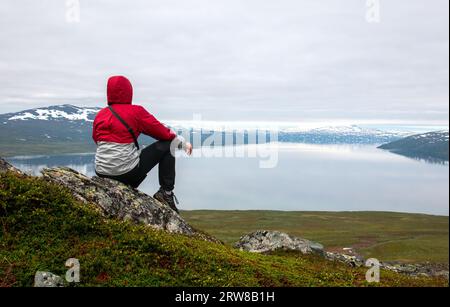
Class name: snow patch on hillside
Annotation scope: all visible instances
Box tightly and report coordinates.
[8,105,100,122]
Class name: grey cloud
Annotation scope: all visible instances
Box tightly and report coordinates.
[0,0,448,124]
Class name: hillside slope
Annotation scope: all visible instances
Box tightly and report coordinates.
[0,171,447,287]
[378,131,449,162]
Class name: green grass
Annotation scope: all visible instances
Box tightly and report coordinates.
[0,172,447,287]
[181,210,449,264]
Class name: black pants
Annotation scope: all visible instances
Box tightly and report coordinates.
[97,140,175,190]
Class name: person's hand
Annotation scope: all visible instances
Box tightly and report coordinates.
[185,142,193,155]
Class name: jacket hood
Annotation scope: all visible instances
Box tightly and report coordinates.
[107,76,133,105]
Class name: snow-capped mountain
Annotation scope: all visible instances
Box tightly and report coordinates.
[3,104,101,122]
[379,131,449,162]
[405,130,449,143]
[0,105,157,156]
[309,125,407,136]
[277,125,408,145]
[0,105,102,156]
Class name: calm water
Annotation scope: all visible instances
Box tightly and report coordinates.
[7,144,449,216]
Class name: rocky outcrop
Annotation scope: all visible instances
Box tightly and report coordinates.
[41,167,196,235]
[234,230,324,254]
[326,250,449,278]
[0,157,219,242]
[235,230,449,280]
[380,262,449,279]
[34,271,65,287]
[324,252,365,267]
[0,158,23,175]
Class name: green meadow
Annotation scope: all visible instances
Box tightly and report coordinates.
[182,210,449,264]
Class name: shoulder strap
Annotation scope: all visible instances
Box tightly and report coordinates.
[108,106,140,150]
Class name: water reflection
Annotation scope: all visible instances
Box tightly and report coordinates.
[5,144,449,216]
[7,153,96,176]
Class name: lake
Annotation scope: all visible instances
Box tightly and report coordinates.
[6,144,449,216]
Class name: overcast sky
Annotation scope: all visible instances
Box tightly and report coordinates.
[0,0,448,125]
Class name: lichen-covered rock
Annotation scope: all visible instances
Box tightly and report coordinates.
[235,231,449,279]
[380,262,449,280]
[234,230,324,254]
[0,157,23,175]
[41,167,196,236]
[34,271,65,287]
[325,252,365,267]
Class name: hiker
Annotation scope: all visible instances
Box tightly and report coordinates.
[92,75,192,213]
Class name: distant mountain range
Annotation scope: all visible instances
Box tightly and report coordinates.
[277,125,408,145]
[0,104,157,156]
[378,131,449,162]
[1,104,99,143]
[0,104,436,157]
[0,105,100,156]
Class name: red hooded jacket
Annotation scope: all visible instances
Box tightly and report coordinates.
[93,76,176,175]
[93,76,176,144]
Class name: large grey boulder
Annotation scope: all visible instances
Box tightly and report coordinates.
[324,252,365,267]
[234,230,324,254]
[41,167,196,236]
[34,271,65,287]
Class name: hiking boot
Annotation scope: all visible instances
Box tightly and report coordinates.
[153,188,180,213]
